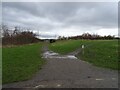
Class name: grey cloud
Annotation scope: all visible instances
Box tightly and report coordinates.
[63,3,117,28]
[2,2,118,38]
[2,2,45,17]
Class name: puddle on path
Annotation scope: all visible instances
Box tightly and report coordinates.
[43,51,77,59]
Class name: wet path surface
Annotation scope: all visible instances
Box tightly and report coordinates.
[3,44,118,88]
[43,51,77,59]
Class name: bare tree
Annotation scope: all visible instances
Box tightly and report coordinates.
[2,25,10,38]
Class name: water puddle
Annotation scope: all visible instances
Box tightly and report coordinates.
[43,51,77,59]
[44,51,59,56]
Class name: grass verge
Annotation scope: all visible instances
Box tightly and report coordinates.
[77,40,119,70]
[2,43,45,84]
[49,40,85,54]
[49,40,119,70]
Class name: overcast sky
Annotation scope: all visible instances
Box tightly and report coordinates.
[2,2,118,39]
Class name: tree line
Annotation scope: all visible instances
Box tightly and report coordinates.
[2,25,40,45]
[1,25,119,45]
[58,33,119,40]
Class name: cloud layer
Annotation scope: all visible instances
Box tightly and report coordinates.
[2,2,118,38]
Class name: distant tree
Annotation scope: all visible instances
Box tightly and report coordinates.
[82,33,92,39]
[58,36,62,40]
[0,25,2,44]
[66,33,116,40]
[2,25,10,38]
[2,25,40,45]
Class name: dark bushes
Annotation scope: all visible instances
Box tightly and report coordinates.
[50,39,56,43]
[2,25,40,45]
[68,33,117,40]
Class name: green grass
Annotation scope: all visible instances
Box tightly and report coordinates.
[2,43,45,84]
[78,40,119,70]
[49,40,86,54]
[49,40,119,70]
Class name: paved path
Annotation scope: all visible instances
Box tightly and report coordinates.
[3,44,118,88]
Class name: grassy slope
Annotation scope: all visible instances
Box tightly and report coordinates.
[49,40,118,70]
[78,40,118,70]
[3,43,45,84]
[49,40,86,54]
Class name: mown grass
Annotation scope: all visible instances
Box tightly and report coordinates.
[2,43,45,84]
[49,40,86,54]
[78,40,119,70]
[49,40,119,70]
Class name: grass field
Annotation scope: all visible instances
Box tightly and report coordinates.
[49,40,87,54]
[50,40,119,70]
[2,43,45,84]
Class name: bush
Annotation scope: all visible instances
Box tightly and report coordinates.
[2,25,40,45]
[50,39,56,43]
